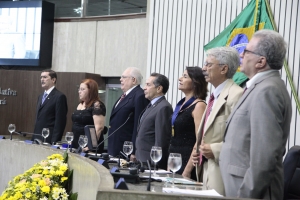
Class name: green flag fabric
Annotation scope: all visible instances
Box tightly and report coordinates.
[204,0,273,86]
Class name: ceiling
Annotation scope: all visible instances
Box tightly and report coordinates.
[44,0,147,18]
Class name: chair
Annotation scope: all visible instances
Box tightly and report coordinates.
[84,125,107,153]
[283,145,300,200]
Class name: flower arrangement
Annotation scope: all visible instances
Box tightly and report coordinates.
[0,152,77,200]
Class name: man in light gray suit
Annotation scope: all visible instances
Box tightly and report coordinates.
[135,73,173,170]
[219,30,292,199]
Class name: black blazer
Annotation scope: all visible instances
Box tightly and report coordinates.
[33,87,68,144]
[135,96,173,170]
[107,86,149,157]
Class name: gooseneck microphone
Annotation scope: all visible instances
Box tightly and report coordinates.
[146,160,151,191]
[93,112,133,158]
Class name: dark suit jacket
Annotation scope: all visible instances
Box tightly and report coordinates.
[135,96,173,170]
[107,86,149,157]
[33,87,68,144]
[220,71,292,199]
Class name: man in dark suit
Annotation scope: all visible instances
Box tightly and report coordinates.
[219,30,292,199]
[135,73,173,170]
[108,67,149,160]
[33,69,68,144]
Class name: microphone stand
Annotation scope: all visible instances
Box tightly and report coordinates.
[91,112,133,160]
[146,160,151,191]
[10,131,21,140]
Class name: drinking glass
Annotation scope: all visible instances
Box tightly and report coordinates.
[78,135,88,152]
[123,141,133,160]
[150,146,162,176]
[42,128,50,144]
[168,153,182,186]
[65,132,74,152]
[8,124,16,140]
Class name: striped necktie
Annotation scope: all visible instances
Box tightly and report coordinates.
[41,92,48,104]
[204,94,215,125]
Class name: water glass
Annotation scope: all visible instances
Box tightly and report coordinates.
[168,153,182,186]
[42,128,50,144]
[8,124,16,140]
[78,135,88,151]
[65,132,74,152]
[123,141,133,160]
[150,146,162,176]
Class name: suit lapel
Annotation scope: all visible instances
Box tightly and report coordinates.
[111,86,140,117]
[203,80,233,134]
[224,71,280,137]
[137,96,165,132]
[39,88,56,110]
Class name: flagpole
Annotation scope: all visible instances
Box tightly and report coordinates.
[264,0,300,114]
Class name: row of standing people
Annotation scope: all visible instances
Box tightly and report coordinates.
[33,29,291,199]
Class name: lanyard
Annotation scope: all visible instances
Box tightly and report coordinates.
[171,96,196,126]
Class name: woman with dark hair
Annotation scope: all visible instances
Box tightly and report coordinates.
[71,79,106,150]
[169,66,207,181]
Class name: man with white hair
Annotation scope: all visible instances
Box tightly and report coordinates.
[107,67,149,160]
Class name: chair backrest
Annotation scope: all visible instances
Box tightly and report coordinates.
[84,125,107,151]
[283,145,300,200]
[84,125,98,150]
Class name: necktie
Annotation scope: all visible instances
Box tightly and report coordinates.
[243,87,248,94]
[204,94,215,125]
[199,93,214,165]
[115,93,126,108]
[119,93,126,102]
[41,92,48,104]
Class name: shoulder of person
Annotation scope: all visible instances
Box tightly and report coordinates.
[193,99,206,110]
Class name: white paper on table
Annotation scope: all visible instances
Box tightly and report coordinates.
[144,169,172,174]
[163,188,223,197]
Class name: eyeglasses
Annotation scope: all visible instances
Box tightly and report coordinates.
[121,75,134,79]
[203,62,225,67]
[78,88,86,92]
[243,49,263,56]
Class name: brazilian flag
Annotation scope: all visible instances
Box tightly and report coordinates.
[204,0,273,86]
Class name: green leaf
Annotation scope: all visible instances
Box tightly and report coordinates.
[63,151,68,163]
[69,192,78,200]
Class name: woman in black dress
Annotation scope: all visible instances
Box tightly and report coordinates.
[169,67,207,181]
[71,79,106,150]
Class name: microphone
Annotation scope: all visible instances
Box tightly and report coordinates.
[146,160,151,191]
[19,132,43,137]
[90,112,133,159]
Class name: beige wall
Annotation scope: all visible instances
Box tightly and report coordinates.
[52,17,148,80]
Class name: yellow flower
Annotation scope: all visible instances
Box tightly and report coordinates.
[59,164,68,172]
[25,192,32,198]
[42,169,49,175]
[30,186,36,192]
[38,179,46,187]
[41,185,50,193]
[55,170,64,176]
[47,154,63,161]
[61,177,68,183]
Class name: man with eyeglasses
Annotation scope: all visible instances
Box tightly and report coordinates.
[219,30,292,199]
[192,46,243,195]
[107,67,149,160]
